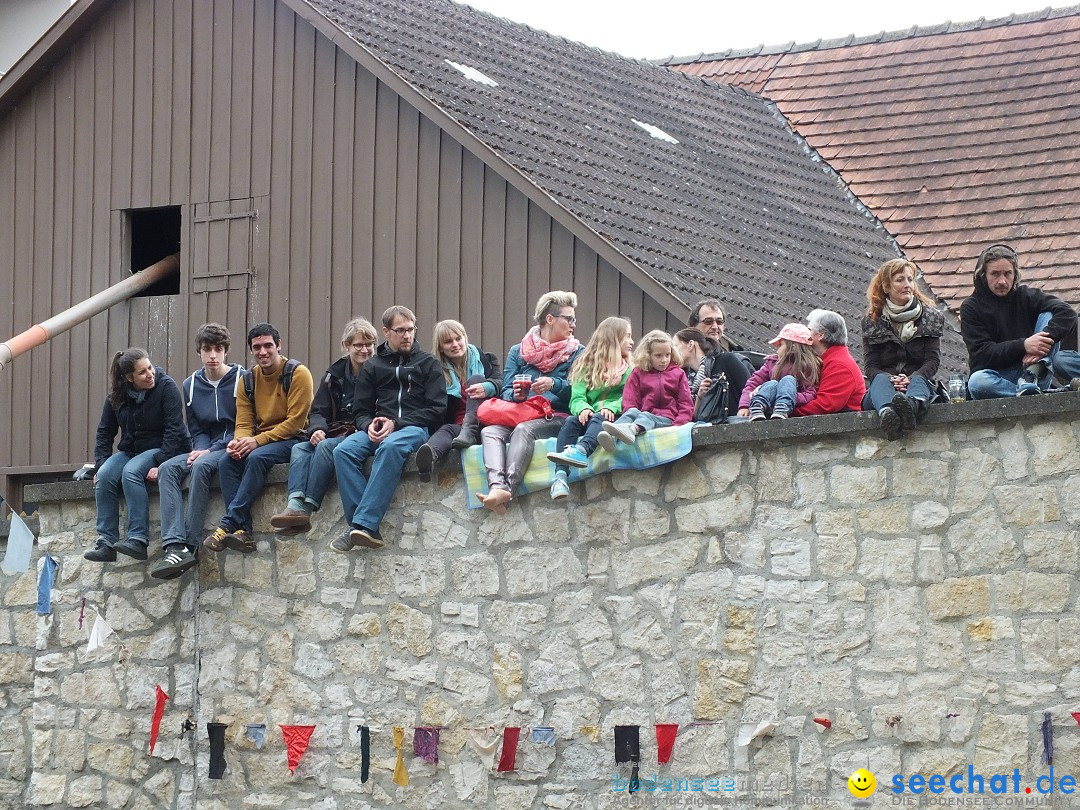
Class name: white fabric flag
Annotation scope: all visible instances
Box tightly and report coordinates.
[86,613,115,659]
[1,510,35,574]
[465,729,499,771]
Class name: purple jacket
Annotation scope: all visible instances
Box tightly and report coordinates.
[738,355,818,410]
[622,366,694,425]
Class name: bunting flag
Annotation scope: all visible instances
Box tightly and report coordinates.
[36,555,58,614]
[1,508,34,575]
[497,727,520,772]
[580,725,600,743]
[813,717,832,730]
[465,729,499,771]
[1072,712,1080,727]
[86,613,115,660]
[148,686,169,756]
[245,724,266,749]
[655,724,678,764]
[78,597,86,629]
[530,727,556,746]
[392,726,409,786]
[413,726,440,764]
[1041,712,1054,765]
[359,725,370,783]
[207,723,228,779]
[615,726,641,793]
[280,725,316,774]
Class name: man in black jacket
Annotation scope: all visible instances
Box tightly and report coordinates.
[330,306,446,551]
[961,244,1080,398]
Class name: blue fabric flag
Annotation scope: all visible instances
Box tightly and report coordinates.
[1,509,34,575]
[530,727,557,746]
[245,724,266,749]
[36,554,58,614]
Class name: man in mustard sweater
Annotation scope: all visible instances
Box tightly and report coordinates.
[203,323,313,554]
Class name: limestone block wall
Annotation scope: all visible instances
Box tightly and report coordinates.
[3,396,1080,808]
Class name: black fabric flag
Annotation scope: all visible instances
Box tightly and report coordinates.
[207,722,228,779]
[360,725,371,783]
[614,725,641,793]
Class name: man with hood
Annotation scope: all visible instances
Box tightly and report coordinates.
[153,323,242,579]
[961,243,1080,398]
[330,305,446,552]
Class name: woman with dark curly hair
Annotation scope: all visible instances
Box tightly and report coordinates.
[86,348,190,563]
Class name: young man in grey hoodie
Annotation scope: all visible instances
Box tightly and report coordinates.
[151,324,241,579]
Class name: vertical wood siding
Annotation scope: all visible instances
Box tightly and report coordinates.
[0,0,682,471]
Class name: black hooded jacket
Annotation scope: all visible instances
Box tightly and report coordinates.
[308,356,367,434]
[960,272,1077,373]
[352,342,447,433]
[94,366,191,472]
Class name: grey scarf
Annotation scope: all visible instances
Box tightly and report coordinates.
[882,298,922,343]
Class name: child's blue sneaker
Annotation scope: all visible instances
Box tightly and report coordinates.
[546,444,589,468]
[550,475,570,501]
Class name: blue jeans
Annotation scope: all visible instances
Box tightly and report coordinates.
[287,436,346,510]
[968,311,1080,399]
[613,407,673,433]
[749,376,797,415]
[553,412,606,474]
[158,449,226,548]
[862,373,933,413]
[94,448,160,545]
[333,426,428,531]
[217,439,299,532]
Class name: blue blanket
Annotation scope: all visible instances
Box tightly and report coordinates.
[460,423,697,508]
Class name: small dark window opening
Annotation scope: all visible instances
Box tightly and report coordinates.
[128,206,181,297]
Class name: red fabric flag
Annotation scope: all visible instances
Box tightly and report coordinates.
[280,725,316,773]
[655,724,678,764]
[497,727,520,772]
[149,685,169,756]
[1071,712,1080,727]
[813,717,832,729]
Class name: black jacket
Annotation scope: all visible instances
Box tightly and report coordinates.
[94,366,191,472]
[862,307,944,380]
[960,274,1077,373]
[308,356,366,434]
[353,342,447,433]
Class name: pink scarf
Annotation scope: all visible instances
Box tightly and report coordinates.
[519,326,580,373]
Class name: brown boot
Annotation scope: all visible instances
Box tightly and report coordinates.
[270,507,311,531]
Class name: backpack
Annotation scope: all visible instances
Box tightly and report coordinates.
[242,358,301,423]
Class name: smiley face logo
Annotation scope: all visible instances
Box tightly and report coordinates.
[848,768,876,798]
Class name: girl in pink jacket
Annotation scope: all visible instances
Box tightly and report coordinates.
[598,330,694,452]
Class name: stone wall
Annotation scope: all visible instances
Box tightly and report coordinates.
[3,395,1080,808]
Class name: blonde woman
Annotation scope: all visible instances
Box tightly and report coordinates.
[413,319,500,482]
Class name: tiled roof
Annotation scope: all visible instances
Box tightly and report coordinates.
[662,6,1080,317]
[298,0,967,368]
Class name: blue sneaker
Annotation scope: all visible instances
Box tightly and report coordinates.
[546,444,589,468]
[550,475,570,500]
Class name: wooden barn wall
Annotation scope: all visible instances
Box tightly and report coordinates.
[0,0,681,473]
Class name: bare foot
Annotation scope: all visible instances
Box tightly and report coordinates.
[477,488,511,515]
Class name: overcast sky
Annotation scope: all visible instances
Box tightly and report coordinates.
[463,0,1064,59]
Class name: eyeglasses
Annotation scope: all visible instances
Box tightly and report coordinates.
[699,317,725,326]
[389,326,416,336]
[554,314,577,326]
[351,342,376,350]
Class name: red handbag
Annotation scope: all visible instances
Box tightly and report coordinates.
[477,395,557,428]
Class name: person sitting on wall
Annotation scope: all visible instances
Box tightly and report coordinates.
[202,323,313,555]
[475,290,583,515]
[792,309,866,416]
[85,348,191,563]
[861,259,944,440]
[412,319,501,481]
[672,328,749,419]
[269,317,378,535]
[961,243,1080,398]
[330,306,446,552]
[153,324,242,579]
